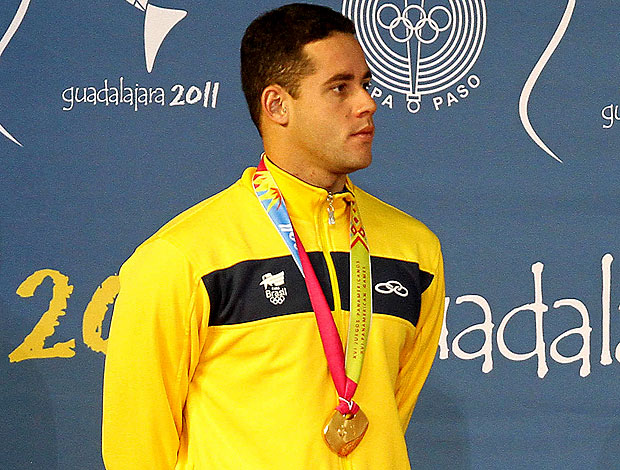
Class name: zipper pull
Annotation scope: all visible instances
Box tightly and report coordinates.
[327,192,336,225]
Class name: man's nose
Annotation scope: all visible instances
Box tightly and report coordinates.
[356,87,377,117]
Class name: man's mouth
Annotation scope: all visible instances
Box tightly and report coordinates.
[351,125,375,140]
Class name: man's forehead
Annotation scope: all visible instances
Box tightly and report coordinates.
[301,33,370,78]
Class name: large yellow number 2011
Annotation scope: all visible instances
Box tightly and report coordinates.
[9,270,119,362]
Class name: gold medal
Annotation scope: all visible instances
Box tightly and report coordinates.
[323,408,369,456]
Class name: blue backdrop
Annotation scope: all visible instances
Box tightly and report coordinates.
[1,1,619,468]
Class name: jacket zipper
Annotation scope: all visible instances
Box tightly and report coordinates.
[326,192,336,225]
[319,193,343,338]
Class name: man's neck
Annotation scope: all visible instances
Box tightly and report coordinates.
[264,153,347,193]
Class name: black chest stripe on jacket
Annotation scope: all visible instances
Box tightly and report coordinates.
[331,253,433,327]
[203,252,433,327]
[203,253,331,326]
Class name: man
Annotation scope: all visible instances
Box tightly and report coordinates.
[102,3,444,469]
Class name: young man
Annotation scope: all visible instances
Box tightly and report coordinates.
[102,4,444,469]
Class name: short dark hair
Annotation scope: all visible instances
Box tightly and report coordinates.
[240,3,355,131]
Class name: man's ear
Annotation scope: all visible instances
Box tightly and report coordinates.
[261,85,290,126]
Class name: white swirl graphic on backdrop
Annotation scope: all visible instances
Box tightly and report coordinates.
[519,0,576,163]
[126,0,187,73]
[0,0,31,147]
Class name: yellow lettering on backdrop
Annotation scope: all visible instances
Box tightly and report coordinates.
[82,275,119,354]
[9,269,76,362]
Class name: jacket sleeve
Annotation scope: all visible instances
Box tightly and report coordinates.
[102,237,209,469]
[394,242,445,431]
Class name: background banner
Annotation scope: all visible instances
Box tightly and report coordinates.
[1,1,618,468]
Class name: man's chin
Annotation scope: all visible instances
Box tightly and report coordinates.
[344,152,372,174]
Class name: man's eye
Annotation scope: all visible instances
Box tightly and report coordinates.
[363,81,372,91]
[332,84,346,93]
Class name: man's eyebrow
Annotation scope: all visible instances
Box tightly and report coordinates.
[324,73,354,85]
[323,70,373,85]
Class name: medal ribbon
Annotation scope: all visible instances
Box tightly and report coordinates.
[253,156,372,415]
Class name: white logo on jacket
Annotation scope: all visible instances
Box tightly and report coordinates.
[260,271,288,305]
[374,280,409,297]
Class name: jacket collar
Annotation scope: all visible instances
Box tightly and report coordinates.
[258,156,355,224]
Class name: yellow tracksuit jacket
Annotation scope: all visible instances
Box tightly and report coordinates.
[102,158,445,469]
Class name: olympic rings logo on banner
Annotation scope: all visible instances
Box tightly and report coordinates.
[343,0,486,113]
[377,3,452,45]
[374,280,409,297]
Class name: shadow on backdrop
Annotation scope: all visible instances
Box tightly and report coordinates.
[0,298,59,470]
[406,382,471,470]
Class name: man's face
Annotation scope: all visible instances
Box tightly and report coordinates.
[284,33,377,186]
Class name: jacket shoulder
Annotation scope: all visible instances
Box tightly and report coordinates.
[155,176,251,240]
[354,186,442,271]
[130,168,264,269]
